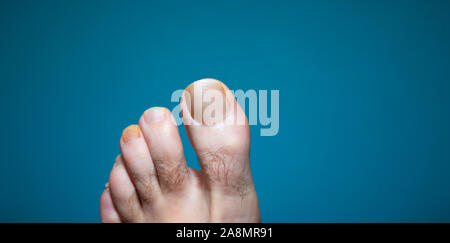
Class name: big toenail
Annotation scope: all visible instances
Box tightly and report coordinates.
[185,79,230,126]
[144,107,166,123]
[122,125,140,143]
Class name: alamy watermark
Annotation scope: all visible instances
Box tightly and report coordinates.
[170,89,279,136]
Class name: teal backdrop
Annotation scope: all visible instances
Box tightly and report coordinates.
[1,0,450,222]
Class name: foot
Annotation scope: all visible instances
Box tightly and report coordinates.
[100,79,260,222]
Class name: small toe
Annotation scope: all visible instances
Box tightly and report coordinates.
[139,107,190,193]
[100,188,121,223]
[109,155,143,222]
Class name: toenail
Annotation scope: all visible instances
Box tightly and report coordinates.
[122,125,140,143]
[144,107,166,123]
[185,79,231,126]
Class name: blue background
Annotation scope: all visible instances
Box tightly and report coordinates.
[1,0,449,222]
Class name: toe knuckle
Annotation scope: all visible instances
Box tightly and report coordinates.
[199,149,250,196]
[201,151,234,180]
[155,159,189,191]
[167,163,189,188]
[136,178,158,203]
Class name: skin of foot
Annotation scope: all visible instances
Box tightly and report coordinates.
[100,78,260,222]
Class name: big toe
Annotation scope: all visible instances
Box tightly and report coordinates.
[181,78,252,192]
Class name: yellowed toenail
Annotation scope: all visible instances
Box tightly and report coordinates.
[122,125,140,143]
[105,182,110,190]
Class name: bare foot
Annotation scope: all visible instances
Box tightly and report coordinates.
[100,79,260,222]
